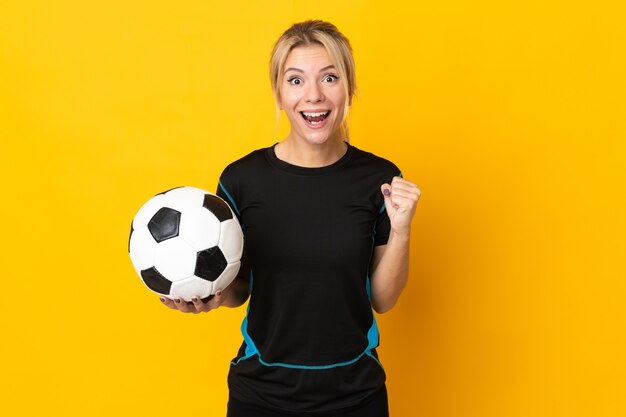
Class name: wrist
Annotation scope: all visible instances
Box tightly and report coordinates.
[389,229,411,242]
[389,228,411,239]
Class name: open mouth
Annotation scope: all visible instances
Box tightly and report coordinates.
[300,111,330,126]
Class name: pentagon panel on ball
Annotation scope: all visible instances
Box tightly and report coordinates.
[128,186,244,302]
[148,207,181,242]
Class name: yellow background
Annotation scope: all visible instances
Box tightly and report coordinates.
[1,1,624,416]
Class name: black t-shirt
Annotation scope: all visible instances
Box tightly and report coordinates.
[216,142,401,414]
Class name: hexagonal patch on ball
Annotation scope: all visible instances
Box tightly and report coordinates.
[154,238,197,281]
[163,187,205,212]
[132,194,167,230]
[129,227,159,271]
[203,194,233,222]
[178,205,221,251]
[195,247,228,282]
[170,275,213,301]
[148,207,181,242]
[217,218,244,263]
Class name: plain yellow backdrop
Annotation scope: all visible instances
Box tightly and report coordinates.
[1,1,624,416]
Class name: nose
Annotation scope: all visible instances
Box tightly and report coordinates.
[305,82,324,103]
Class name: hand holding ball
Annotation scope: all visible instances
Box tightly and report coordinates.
[128,187,243,302]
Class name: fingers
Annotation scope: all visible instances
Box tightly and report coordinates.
[189,295,207,312]
[174,296,195,313]
[159,296,196,313]
[390,177,421,195]
[388,188,420,204]
[160,296,177,310]
[391,177,422,202]
[385,177,421,204]
[204,290,224,311]
[190,291,222,313]
[159,290,224,314]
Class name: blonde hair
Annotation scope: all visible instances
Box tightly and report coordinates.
[270,20,356,140]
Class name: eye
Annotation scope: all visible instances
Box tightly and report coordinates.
[322,74,338,83]
[287,77,302,85]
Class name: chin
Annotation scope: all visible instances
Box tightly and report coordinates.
[299,126,343,146]
[303,134,333,145]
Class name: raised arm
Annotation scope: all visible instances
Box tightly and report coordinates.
[369,177,421,313]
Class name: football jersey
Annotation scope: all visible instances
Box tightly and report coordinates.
[216,142,401,414]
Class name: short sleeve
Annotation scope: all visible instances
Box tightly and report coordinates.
[216,169,242,224]
[373,167,402,246]
[373,203,391,246]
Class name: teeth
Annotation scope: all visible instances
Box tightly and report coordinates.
[302,111,329,117]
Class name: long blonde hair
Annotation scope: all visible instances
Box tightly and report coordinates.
[269,20,356,141]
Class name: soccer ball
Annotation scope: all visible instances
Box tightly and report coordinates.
[128,186,243,302]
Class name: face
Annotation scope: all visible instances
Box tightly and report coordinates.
[279,45,347,146]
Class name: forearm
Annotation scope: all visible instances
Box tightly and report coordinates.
[370,231,410,313]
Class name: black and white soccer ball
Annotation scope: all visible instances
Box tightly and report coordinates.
[128,186,243,302]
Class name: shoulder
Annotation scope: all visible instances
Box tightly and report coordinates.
[219,146,271,180]
[348,144,401,179]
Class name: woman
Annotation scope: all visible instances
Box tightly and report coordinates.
[161,20,421,416]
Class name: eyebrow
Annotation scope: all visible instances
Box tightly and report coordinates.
[284,65,336,74]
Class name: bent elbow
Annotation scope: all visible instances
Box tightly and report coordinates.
[372,299,397,314]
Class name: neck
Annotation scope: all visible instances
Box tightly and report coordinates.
[275,137,348,168]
